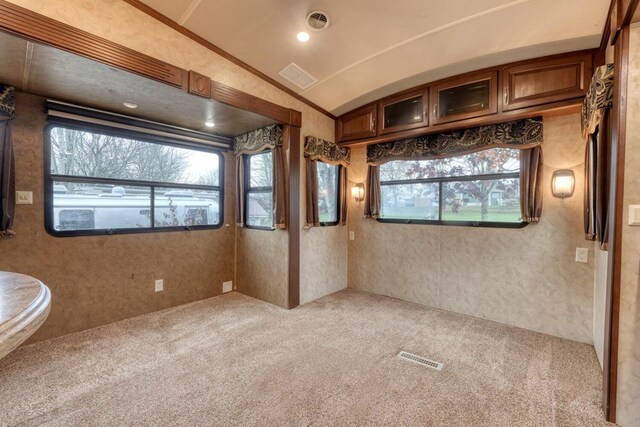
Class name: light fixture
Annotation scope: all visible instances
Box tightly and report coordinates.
[352,183,365,202]
[552,169,575,199]
[297,31,310,42]
[123,102,138,109]
[204,121,215,128]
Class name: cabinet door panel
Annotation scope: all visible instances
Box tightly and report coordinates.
[502,53,592,111]
[336,104,377,142]
[430,71,498,125]
[378,89,428,135]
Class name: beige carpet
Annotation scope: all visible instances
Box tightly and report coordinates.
[0,290,611,426]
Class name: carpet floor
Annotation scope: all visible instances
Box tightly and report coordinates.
[0,290,611,426]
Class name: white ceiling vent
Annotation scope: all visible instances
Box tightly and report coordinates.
[305,11,330,31]
[278,63,317,90]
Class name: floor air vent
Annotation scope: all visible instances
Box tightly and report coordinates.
[397,351,443,370]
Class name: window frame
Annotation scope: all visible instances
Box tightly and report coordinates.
[243,150,275,231]
[44,119,225,237]
[377,156,528,229]
[316,161,341,227]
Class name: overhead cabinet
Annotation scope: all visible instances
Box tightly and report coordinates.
[335,50,595,145]
[430,71,498,125]
[501,52,593,111]
[378,89,429,135]
[336,104,377,142]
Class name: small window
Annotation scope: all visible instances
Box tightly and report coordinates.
[45,123,223,236]
[378,148,525,228]
[244,151,274,229]
[316,161,340,226]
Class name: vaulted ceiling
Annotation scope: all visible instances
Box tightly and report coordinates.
[139,0,610,116]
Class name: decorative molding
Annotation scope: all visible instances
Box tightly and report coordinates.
[0,0,302,128]
[121,0,336,120]
[0,0,187,89]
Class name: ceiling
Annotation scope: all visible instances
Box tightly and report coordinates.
[139,0,610,116]
[0,31,276,140]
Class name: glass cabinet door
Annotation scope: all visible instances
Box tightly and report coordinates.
[379,89,428,135]
[430,71,498,125]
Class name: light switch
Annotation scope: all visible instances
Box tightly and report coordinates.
[349,231,355,241]
[15,191,33,205]
[629,205,640,225]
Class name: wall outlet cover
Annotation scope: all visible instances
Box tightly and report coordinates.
[349,231,355,241]
[575,248,589,263]
[223,281,233,293]
[15,191,33,205]
[155,279,163,292]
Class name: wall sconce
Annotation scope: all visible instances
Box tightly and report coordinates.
[552,170,575,199]
[352,183,365,202]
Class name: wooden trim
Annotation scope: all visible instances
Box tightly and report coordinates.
[121,0,336,121]
[599,0,615,61]
[210,81,301,127]
[603,24,629,424]
[287,126,301,309]
[0,0,187,89]
[339,99,581,147]
[0,0,303,128]
[188,70,211,98]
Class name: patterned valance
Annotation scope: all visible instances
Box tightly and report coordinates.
[234,124,283,155]
[366,117,543,165]
[304,136,350,167]
[0,85,15,120]
[581,64,614,139]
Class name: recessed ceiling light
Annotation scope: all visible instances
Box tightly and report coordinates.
[205,121,215,128]
[123,102,138,109]
[297,31,310,42]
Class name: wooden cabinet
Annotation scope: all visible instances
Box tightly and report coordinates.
[378,88,428,135]
[501,52,592,111]
[430,71,498,125]
[336,104,377,142]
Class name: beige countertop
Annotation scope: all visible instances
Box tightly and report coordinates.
[0,272,51,360]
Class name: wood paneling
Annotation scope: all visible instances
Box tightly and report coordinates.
[502,53,592,111]
[121,0,336,120]
[336,104,377,142]
[0,0,187,89]
[603,23,630,425]
[188,70,211,98]
[287,126,301,309]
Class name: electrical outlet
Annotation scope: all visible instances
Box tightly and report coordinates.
[349,231,355,241]
[15,191,33,205]
[222,281,233,293]
[155,279,163,292]
[575,248,588,263]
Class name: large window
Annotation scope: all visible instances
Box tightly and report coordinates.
[45,123,223,236]
[378,148,525,227]
[244,151,274,229]
[316,161,340,226]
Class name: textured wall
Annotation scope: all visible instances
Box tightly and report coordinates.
[0,92,236,342]
[616,23,640,427]
[348,114,595,343]
[3,0,341,312]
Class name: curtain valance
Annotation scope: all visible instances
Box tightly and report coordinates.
[234,124,288,229]
[233,124,283,154]
[0,84,15,121]
[304,136,350,167]
[366,117,543,165]
[581,64,614,140]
